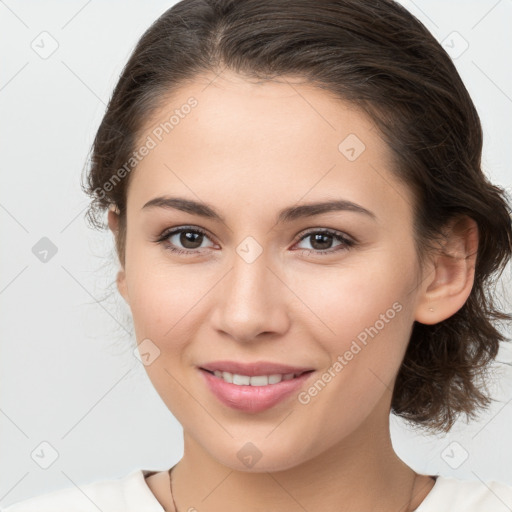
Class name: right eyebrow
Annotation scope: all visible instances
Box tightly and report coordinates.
[142,196,225,222]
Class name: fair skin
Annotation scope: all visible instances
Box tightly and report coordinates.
[108,70,478,511]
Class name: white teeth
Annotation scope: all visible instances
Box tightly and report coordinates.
[249,375,268,386]
[233,373,250,385]
[211,370,300,386]
[268,374,283,384]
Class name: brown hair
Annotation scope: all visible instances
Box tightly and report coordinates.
[82,0,512,433]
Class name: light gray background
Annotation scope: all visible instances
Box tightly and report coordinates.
[1,0,511,507]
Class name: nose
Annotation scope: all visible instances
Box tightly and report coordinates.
[211,247,290,343]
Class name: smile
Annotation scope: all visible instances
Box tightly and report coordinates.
[199,368,315,413]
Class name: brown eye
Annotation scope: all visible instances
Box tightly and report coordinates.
[175,230,205,249]
[294,229,355,255]
[156,226,216,255]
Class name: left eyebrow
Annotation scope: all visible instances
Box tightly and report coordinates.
[141,196,376,223]
[276,199,376,223]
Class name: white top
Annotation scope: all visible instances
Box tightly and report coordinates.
[2,469,512,511]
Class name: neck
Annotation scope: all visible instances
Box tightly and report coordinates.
[170,405,430,512]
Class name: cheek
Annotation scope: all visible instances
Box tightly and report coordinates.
[297,253,415,343]
[127,272,204,340]
[293,270,415,440]
[296,249,418,401]
[123,241,220,346]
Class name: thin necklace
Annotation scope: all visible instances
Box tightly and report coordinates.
[168,465,178,512]
[168,466,418,512]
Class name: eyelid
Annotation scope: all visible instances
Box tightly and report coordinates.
[156,225,217,245]
[291,228,356,255]
[293,226,356,244]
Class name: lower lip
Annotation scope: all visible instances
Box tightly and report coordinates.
[199,369,314,413]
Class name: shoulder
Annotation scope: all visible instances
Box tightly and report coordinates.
[0,469,164,512]
[417,475,512,512]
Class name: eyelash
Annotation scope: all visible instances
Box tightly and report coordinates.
[154,225,356,257]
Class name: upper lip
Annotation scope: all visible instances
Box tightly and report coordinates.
[199,360,315,377]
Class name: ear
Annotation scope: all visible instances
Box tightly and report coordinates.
[414,215,478,325]
[107,205,129,305]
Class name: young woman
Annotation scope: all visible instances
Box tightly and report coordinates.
[4,0,512,510]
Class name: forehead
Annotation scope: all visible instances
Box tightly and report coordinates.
[128,70,411,221]
[141,70,381,153]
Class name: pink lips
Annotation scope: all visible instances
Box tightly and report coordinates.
[198,361,315,413]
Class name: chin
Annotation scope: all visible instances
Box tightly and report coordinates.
[203,435,316,474]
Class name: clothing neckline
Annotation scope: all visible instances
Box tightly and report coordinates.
[411,475,439,511]
[139,469,441,511]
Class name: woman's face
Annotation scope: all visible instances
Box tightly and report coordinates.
[115,70,428,471]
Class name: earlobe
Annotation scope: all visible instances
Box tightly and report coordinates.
[107,204,120,233]
[116,269,129,305]
[414,216,478,325]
